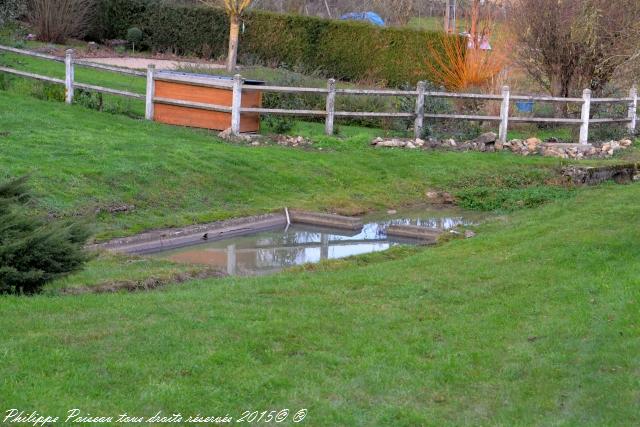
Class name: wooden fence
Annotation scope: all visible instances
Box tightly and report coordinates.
[1,45,637,144]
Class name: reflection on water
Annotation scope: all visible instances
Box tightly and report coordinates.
[151,207,483,276]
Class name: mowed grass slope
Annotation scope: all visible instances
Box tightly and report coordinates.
[1,58,639,425]
[1,183,639,425]
[0,92,566,239]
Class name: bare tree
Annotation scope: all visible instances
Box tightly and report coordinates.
[612,50,640,90]
[201,0,253,71]
[250,0,420,24]
[371,0,415,25]
[511,0,640,105]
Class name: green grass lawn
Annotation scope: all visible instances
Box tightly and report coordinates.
[44,252,208,293]
[1,39,640,424]
[0,91,579,241]
[2,182,640,425]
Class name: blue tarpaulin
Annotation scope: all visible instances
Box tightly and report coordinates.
[340,12,385,27]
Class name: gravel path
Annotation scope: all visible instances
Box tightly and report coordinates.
[85,57,225,71]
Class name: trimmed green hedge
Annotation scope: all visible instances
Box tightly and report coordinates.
[90,0,460,87]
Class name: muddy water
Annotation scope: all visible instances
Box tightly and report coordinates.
[150,207,484,276]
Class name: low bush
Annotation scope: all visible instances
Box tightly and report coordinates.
[586,102,630,142]
[28,0,94,43]
[584,124,628,143]
[0,176,90,294]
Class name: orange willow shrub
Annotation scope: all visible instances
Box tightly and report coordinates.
[426,25,510,92]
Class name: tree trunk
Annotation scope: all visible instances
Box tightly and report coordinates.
[323,0,332,18]
[550,73,570,117]
[444,0,451,33]
[470,0,479,49]
[227,14,240,72]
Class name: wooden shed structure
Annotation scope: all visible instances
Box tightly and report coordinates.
[153,72,264,133]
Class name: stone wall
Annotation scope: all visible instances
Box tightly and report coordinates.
[371,133,635,159]
[561,164,638,185]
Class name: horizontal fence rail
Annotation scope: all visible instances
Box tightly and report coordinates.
[154,96,232,113]
[0,45,145,105]
[245,85,329,94]
[74,82,144,99]
[239,76,639,142]
[73,59,146,77]
[0,66,65,85]
[0,45,145,77]
[509,117,583,124]
[510,94,583,103]
[0,44,63,62]
[0,44,637,143]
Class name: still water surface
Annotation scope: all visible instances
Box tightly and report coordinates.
[151,207,484,276]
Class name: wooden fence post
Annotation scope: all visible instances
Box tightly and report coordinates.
[145,64,156,121]
[64,49,74,104]
[579,89,591,144]
[325,78,336,136]
[414,81,426,139]
[628,86,637,136]
[498,85,510,144]
[226,244,237,276]
[231,74,243,135]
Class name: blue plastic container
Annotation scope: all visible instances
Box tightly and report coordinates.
[515,101,534,113]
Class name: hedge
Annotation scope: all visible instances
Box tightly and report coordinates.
[89,0,461,87]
